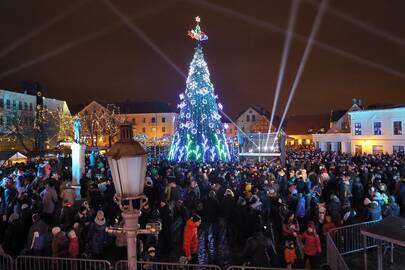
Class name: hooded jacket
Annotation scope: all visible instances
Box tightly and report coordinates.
[183,218,198,257]
[299,229,321,256]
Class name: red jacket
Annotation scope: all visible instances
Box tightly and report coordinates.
[69,237,79,258]
[183,219,198,257]
[299,231,321,256]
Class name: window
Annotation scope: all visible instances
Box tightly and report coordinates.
[6,100,10,109]
[373,122,382,135]
[162,117,166,123]
[0,117,3,126]
[18,101,22,110]
[151,117,156,123]
[162,127,166,132]
[142,127,146,133]
[6,116,11,126]
[24,102,28,110]
[12,100,16,110]
[143,118,146,123]
[246,115,250,122]
[393,121,402,135]
[355,145,362,155]
[132,118,136,124]
[354,122,362,135]
[0,98,3,108]
[252,115,256,122]
[372,145,384,155]
[29,103,33,111]
[393,145,404,154]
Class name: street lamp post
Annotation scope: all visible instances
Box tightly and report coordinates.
[106,123,160,270]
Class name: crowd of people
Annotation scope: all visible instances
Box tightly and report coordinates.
[0,149,404,269]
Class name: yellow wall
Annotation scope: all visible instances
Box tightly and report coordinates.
[122,113,177,140]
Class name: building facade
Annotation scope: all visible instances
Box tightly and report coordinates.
[313,102,405,155]
[74,101,178,146]
[0,88,70,151]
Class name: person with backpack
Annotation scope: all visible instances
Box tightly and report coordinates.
[28,213,49,256]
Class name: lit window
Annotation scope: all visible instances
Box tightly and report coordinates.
[372,145,383,155]
[394,121,402,135]
[393,145,404,153]
[354,123,361,135]
[373,122,381,135]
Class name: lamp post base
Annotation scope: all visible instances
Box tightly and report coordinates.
[122,209,141,270]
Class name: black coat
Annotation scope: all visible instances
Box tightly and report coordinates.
[243,232,272,267]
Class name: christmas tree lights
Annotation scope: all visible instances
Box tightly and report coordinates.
[168,17,230,162]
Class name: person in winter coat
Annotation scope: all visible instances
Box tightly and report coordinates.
[51,227,69,258]
[183,215,201,262]
[242,229,272,267]
[85,210,107,259]
[298,223,321,268]
[282,213,300,238]
[328,195,342,223]
[284,240,297,269]
[60,183,76,205]
[60,200,75,231]
[40,183,58,225]
[295,193,306,231]
[68,230,79,258]
[382,196,400,217]
[2,213,25,257]
[27,213,49,256]
[322,215,336,236]
[364,198,382,221]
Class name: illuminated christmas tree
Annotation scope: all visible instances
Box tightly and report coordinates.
[168,17,230,162]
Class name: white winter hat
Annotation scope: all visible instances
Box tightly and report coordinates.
[52,227,61,235]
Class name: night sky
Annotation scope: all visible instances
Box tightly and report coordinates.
[1,0,405,118]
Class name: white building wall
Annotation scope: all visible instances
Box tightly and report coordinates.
[314,108,405,155]
[349,108,405,154]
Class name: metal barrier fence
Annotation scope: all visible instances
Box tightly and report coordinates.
[227,266,287,270]
[329,220,381,255]
[326,233,349,270]
[14,255,111,270]
[115,260,223,270]
[0,254,13,270]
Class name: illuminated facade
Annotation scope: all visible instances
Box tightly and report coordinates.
[0,88,70,151]
[75,101,177,146]
[314,105,405,155]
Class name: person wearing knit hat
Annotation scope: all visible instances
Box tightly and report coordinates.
[86,210,107,259]
[51,226,69,258]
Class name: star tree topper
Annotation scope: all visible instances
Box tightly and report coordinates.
[188,16,208,41]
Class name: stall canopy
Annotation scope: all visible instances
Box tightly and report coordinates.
[0,151,28,166]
